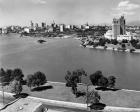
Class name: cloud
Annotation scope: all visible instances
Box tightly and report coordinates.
[117,0,139,10]
[31,0,46,4]
[113,0,140,16]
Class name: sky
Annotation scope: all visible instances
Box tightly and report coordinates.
[0,0,140,27]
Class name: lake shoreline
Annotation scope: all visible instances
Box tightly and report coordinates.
[80,44,140,53]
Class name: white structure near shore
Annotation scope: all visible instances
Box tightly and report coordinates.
[104,30,138,41]
[104,16,139,41]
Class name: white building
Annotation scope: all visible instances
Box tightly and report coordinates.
[2,27,8,34]
[117,32,133,41]
[104,30,138,41]
[65,25,71,29]
[47,26,53,32]
[104,30,114,39]
[23,27,30,33]
[60,25,64,32]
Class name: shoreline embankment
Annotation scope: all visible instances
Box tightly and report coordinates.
[80,45,140,53]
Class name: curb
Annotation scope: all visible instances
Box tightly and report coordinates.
[28,96,87,110]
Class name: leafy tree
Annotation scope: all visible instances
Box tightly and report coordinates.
[130,39,139,47]
[75,68,87,82]
[11,68,24,81]
[108,76,116,88]
[135,44,140,49]
[121,44,126,49]
[0,68,10,86]
[90,71,116,88]
[97,76,108,87]
[65,69,87,87]
[0,68,6,86]
[65,71,72,87]
[87,90,101,104]
[122,39,128,43]
[65,69,87,95]
[26,74,34,90]
[90,71,103,85]
[111,39,118,45]
[6,69,13,82]
[27,71,47,88]
[11,80,22,95]
[71,82,77,95]
[99,38,106,46]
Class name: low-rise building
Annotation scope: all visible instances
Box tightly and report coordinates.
[1,98,47,112]
[23,27,30,33]
[2,27,8,34]
[104,30,138,41]
[104,30,114,39]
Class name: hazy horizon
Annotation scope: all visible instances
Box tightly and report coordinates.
[0,0,140,27]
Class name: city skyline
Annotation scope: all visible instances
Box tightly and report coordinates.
[0,0,140,27]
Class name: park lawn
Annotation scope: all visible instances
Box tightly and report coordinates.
[2,82,140,108]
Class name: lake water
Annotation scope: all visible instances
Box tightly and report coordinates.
[0,34,140,90]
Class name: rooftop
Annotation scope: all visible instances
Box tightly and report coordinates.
[1,98,46,112]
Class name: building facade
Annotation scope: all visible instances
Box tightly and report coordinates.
[112,16,126,39]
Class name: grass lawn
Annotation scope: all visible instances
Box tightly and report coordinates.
[2,81,140,108]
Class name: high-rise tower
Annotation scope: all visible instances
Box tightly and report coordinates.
[30,21,34,29]
[119,16,126,35]
[112,16,126,39]
[112,18,120,39]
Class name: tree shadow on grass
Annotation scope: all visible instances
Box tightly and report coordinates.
[13,93,29,99]
[88,103,106,110]
[95,87,121,91]
[31,85,53,92]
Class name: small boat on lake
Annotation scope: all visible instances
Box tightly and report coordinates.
[37,39,46,44]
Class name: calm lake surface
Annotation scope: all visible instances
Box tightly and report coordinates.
[0,34,140,90]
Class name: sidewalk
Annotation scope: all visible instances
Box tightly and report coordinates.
[1,91,140,112]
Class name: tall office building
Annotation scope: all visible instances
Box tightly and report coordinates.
[30,21,34,29]
[112,18,120,39]
[119,16,126,35]
[112,16,126,39]
[60,24,64,32]
[42,22,46,28]
[35,23,39,28]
